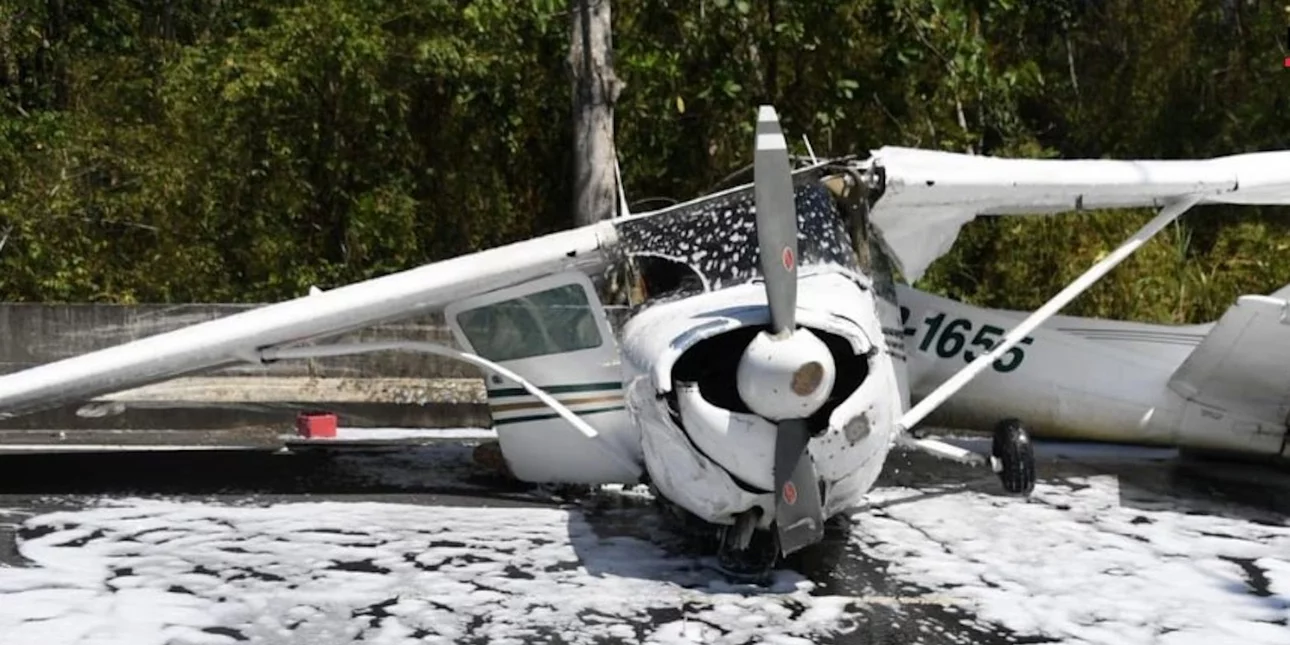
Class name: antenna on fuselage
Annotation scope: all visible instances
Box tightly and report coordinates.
[802,134,818,164]
[614,156,631,218]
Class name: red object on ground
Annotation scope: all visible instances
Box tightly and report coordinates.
[296,411,338,438]
[1285,57,1290,68]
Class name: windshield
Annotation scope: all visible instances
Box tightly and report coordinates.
[454,283,604,362]
[613,173,873,301]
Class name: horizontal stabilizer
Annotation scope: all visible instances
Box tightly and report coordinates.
[1167,295,1290,419]
[867,147,1290,281]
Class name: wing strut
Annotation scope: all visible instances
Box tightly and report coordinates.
[895,195,1202,445]
[259,341,641,475]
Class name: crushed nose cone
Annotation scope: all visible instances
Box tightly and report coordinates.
[736,328,836,421]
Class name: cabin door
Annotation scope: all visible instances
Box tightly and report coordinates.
[445,271,639,483]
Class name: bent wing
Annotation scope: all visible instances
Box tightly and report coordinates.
[865,146,1290,282]
[0,222,617,418]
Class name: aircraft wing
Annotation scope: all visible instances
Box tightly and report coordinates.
[0,221,617,418]
[865,146,1290,282]
[1167,293,1290,424]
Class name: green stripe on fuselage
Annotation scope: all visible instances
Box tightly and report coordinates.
[492,405,627,426]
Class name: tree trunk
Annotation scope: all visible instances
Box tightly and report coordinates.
[0,9,14,95]
[569,0,620,227]
[44,0,68,110]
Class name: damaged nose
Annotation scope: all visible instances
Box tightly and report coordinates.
[735,327,837,421]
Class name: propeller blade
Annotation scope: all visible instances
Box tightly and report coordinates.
[753,105,799,335]
[772,418,824,556]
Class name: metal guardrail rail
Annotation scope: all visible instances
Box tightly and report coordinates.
[0,304,497,440]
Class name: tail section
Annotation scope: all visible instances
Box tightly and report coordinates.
[1166,293,1290,458]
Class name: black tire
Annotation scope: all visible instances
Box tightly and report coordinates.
[717,526,778,584]
[992,418,1036,495]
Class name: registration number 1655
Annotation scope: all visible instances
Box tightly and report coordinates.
[900,307,1033,373]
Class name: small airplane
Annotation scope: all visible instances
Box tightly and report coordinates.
[0,105,1287,580]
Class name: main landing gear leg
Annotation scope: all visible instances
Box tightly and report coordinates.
[899,417,1037,496]
[991,418,1036,495]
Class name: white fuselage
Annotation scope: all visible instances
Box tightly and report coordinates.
[898,285,1290,459]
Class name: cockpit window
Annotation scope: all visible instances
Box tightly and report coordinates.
[613,175,866,297]
[455,283,603,361]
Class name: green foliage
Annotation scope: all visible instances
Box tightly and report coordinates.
[912,0,1290,323]
[1,0,571,301]
[0,0,1287,323]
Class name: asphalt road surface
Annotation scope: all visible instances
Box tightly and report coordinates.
[0,436,1287,645]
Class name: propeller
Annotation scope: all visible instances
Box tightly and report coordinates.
[753,105,799,335]
[734,106,836,556]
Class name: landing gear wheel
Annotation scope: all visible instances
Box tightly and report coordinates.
[716,516,778,584]
[992,418,1036,496]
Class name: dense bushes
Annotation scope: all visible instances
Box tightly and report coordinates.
[1,0,1286,322]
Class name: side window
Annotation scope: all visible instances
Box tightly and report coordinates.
[455,283,603,362]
